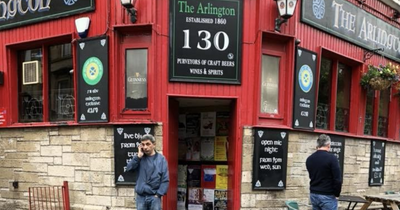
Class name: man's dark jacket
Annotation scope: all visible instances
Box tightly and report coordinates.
[306,150,342,197]
[127,152,169,197]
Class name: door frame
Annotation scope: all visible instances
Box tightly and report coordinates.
[164,96,240,210]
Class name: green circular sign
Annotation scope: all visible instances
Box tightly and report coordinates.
[82,57,104,85]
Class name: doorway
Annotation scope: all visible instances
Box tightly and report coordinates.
[166,97,239,210]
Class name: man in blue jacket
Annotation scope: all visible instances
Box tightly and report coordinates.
[306,134,342,210]
[127,134,169,210]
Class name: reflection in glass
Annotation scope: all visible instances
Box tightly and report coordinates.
[364,88,375,135]
[316,58,331,129]
[125,49,148,110]
[378,89,389,137]
[335,63,351,132]
[260,55,279,114]
[49,43,74,121]
[18,49,43,122]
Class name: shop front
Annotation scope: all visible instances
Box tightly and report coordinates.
[0,0,400,210]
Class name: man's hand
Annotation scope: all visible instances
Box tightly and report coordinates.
[138,144,144,158]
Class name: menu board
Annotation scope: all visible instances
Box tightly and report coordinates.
[252,128,288,190]
[328,135,345,176]
[293,47,317,130]
[169,0,243,84]
[114,125,154,185]
[369,140,386,186]
[77,36,109,123]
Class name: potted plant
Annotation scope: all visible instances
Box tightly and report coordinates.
[360,63,400,90]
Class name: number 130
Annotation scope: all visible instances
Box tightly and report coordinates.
[182,29,230,51]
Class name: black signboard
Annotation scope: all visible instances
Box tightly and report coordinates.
[77,36,109,123]
[327,135,345,176]
[293,47,317,130]
[301,0,400,62]
[369,140,385,186]
[0,0,94,31]
[114,125,155,185]
[252,128,288,190]
[169,0,243,84]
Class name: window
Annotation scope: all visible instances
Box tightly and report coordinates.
[316,58,352,132]
[364,88,375,135]
[335,64,351,132]
[316,58,332,129]
[378,89,390,137]
[125,49,148,110]
[18,43,74,122]
[260,55,279,114]
[117,33,151,118]
[363,84,390,137]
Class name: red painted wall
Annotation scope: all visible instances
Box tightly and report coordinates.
[0,0,400,209]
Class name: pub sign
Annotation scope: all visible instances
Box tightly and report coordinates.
[0,0,95,30]
[293,47,317,130]
[169,0,243,84]
[302,0,400,62]
[77,36,109,123]
[252,128,288,190]
[114,125,155,185]
[369,140,385,186]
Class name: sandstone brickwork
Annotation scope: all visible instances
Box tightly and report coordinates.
[0,125,163,210]
[1,126,399,210]
[241,127,400,210]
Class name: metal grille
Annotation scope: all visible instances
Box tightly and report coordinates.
[28,181,70,210]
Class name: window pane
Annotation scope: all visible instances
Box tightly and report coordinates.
[316,58,332,129]
[335,63,351,132]
[49,43,74,121]
[364,88,375,135]
[125,49,148,109]
[260,55,279,114]
[18,49,43,122]
[378,89,390,137]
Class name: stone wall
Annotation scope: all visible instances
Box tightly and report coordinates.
[0,125,163,210]
[1,126,400,210]
[241,127,400,210]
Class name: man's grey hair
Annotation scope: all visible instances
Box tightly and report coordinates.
[141,134,156,144]
[316,134,331,148]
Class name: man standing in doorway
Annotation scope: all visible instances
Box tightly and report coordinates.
[306,134,342,210]
[127,134,169,210]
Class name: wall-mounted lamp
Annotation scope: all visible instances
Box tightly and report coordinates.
[121,0,138,23]
[274,0,298,32]
[75,17,90,39]
[295,39,301,46]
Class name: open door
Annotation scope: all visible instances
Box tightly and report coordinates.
[228,99,240,210]
[164,97,179,209]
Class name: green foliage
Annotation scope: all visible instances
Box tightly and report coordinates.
[360,63,400,90]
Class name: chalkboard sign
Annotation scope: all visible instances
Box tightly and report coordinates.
[77,36,109,123]
[114,125,154,185]
[328,135,345,176]
[252,128,288,190]
[369,140,386,186]
[293,47,317,130]
[169,0,243,84]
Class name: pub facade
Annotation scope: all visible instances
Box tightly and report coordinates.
[0,0,399,210]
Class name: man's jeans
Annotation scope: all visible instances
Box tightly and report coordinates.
[136,194,161,210]
[310,193,338,210]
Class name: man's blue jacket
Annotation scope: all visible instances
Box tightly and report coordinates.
[127,152,169,197]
